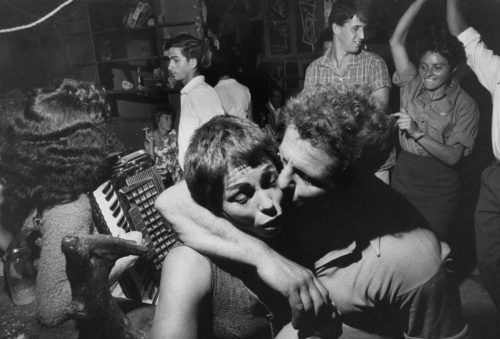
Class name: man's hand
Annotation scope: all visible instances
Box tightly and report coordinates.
[256,253,331,330]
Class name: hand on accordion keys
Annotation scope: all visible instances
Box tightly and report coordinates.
[109,230,143,284]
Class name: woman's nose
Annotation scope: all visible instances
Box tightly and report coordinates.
[257,191,278,217]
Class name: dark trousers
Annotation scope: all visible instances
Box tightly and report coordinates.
[475,160,500,312]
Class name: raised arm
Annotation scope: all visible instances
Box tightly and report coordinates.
[155,180,331,328]
[446,0,469,36]
[389,0,428,75]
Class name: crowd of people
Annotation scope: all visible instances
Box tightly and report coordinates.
[1,0,500,338]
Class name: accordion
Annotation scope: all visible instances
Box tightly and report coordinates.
[90,149,178,304]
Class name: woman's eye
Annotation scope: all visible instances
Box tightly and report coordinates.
[234,195,249,205]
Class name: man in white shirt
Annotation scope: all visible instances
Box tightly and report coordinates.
[165,34,224,169]
[447,0,500,312]
[212,50,252,120]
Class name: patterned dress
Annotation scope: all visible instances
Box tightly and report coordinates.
[153,130,183,185]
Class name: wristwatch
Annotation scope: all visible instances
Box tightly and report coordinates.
[412,130,425,141]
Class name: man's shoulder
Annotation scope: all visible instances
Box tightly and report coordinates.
[379,227,441,258]
[358,50,387,66]
[306,54,327,70]
[373,228,445,292]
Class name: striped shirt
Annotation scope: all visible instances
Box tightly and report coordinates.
[304,49,391,93]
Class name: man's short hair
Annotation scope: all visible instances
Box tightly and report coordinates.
[281,83,394,176]
[184,115,280,214]
[164,34,211,71]
[328,0,371,27]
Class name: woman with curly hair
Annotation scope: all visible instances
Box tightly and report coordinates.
[0,79,141,327]
[389,0,479,241]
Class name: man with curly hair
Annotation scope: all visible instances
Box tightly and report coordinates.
[156,83,469,338]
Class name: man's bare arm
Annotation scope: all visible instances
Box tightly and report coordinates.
[155,180,331,328]
[447,0,469,37]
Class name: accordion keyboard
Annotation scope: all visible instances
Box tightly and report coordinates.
[91,149,178,304]
[120,176,177,270]
[93,180,129,233]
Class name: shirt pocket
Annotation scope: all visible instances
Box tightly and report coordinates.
[425,110,454,143]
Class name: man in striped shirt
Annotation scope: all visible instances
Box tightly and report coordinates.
[304,0,391,110]
[304,0,393,183]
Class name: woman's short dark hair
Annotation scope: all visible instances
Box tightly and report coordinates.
[151,104,176,130]
[0,79,120,228]
[328,0,371,27]
[419,26,464,70]
[184,115,280,215]
[164,34,212,71]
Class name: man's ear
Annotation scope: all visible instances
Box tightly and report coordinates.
[332,23,341,35]
[189,58,198,70]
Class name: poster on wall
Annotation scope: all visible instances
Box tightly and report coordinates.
[296,0,321,53]
[324,0,333,29]
[268,0,292,55]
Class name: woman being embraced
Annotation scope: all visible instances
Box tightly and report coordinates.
[0,79,141,327]
[389,0,479,241]
[151,115,292,339]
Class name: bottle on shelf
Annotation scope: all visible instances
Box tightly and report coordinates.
[137,66,144,91]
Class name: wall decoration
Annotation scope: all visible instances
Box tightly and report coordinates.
[268,0,291,55]
[296,0,319,53]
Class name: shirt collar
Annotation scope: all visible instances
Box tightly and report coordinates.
[319,49,363,69]
[181,75,205,95]
[417,78,461,111]
[217,78,236,86]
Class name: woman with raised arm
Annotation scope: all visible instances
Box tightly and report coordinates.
[0,79,141,327]
[389,0,479,242]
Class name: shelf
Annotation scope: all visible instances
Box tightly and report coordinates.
[68,22,196,36]
[107,88,178,95]
[92,26,156,35]
[156,21,195,28]
[105,88,179,103]
[63,0,198,115]
[97,56,162,64]
[73,56,168,67]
